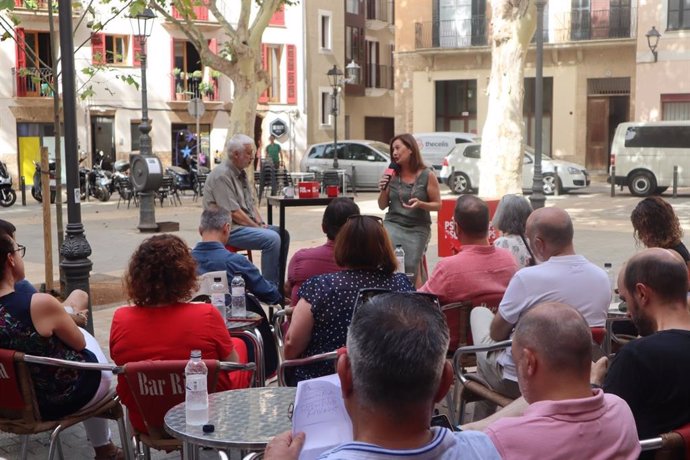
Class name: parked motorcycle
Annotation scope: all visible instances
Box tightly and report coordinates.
[32,160,56,204]
[166,155,209,193]
[0,161,16,207]
[79,153,111,202]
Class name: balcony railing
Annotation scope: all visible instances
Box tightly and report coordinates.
[171,73,219,101]
[366,0,394,24]
[15,67,54,97]
[415,7,635,50]
[365,63,393,90]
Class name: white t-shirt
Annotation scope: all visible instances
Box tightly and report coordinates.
[497,254,611,381]
[317,428,500,460]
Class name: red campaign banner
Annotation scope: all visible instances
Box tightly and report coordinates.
[438,198,500,257]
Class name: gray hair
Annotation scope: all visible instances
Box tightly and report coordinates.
[199,206,231,232]
[223,134,255,158]
[492,194,533,235]
[347,292,449,415]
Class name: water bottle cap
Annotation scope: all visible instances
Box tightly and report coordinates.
[213,277,221,282]
[395,244,402,248]
[604,263,612,268]
[190,350,201,358]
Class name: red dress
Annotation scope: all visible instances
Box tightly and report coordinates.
[110,302,249,434]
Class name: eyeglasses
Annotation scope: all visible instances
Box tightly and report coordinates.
[14,245,25,258]
[346,214,383,224]
[352,288,441,319]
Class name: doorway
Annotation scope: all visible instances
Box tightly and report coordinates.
[586,78,630,171]
[171,123,211,169]
[91,116,115,168]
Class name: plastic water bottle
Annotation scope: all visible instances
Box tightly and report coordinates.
[604,262,616,304]
[210,277,226,323]
[394,245,405,273]
[230,273,247,318]
[185,350,208,425]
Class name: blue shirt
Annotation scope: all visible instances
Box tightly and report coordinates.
[191,241,282,305]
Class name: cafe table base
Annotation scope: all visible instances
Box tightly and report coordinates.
[164,387,296,456]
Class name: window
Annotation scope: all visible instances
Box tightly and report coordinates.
[130,122,141,151]
[319,12,332,51]
[346,0,359,14]
[435,80,478,133]
[346,26,363,63]
[624,126,690,148]
[105,35,128,65]
[320,90,333,126]
[668,0,690,30]
[463,145,481,159]
[265,45,282,102]
[523,77,553,155]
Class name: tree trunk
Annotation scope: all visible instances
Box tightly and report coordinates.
[227,55,259,138]
[478,0,536,199]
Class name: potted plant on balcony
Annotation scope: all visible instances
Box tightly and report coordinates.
[199,81,214,101]
[173,68,185,100]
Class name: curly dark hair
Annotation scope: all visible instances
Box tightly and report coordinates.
[124,234,199,307]
[630,196,683,249]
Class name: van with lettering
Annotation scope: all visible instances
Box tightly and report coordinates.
[609,121,690,196]
[413,132,478,173]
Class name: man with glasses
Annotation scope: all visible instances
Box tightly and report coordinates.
[419,195,517,305]
[264,291,500,460]
[202,134,290,286]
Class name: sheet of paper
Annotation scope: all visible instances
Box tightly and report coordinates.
[292,373,353,460]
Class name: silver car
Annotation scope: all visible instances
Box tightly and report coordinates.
[439,143,590,195]
[300,140,391,189]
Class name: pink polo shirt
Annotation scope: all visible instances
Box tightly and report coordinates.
[419,245,517,305]
[485,390,640,460]
[286,240,341,306]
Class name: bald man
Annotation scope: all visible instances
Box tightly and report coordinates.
[592,248,690,441]
[485,303,640,459]
[470,207,611,419]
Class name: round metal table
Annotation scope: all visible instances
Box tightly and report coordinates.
[164,387,296,458]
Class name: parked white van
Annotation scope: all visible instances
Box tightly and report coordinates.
[413,132,478,173]
[610,121,690,196]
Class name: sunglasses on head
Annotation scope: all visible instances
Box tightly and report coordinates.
[352,288,441,319]
[346,214,383,224]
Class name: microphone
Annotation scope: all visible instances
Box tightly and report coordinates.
[381,162,400,191]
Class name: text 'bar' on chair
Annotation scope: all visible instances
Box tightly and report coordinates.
[639,422,690,460]
[277,351,339,387]
[446,340,514,427]
[0,349,132,460]
[120,359,255,459]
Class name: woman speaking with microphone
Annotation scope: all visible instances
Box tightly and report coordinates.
[378,133,441,286]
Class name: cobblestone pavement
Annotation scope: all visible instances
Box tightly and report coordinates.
[4,182,690,458]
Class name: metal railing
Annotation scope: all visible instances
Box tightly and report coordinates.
[365,63,393,89]
[366,0,394,24]
[171,73,219,101]
[414,7,635,50]
[15,67,54,97]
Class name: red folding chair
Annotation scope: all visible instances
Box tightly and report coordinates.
[0,348,130,460]
[120,359,255,458]
[639,423,690,460]
[225,245,253,262]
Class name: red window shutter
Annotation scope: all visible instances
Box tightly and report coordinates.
[172,5,182,19]
[269,5,285,26]
[209,39,219,99]
[258,44,269,103]
[132,35,143,67]
[91,33,106,65]
[194,6,208,21]
[14,0,22,6]
[286,44,297,104]
[15,28,26,97]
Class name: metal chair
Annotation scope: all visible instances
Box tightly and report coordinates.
[272,308,289,361]
[116,176,137,209]
[277,351,339,387]
[193,172,208,202]
[119,359,255,459]
[639,423,690,459]
[0,348,131,460]
[155,176,177,207]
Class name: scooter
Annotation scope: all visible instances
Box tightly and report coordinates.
[166,155,209,193]
[0,161,16,207]
[79,153,111,202]
[32,160,56,204]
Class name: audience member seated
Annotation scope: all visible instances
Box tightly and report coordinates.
[592,248,690,442]
[631,196,690,272]
[285,197,360,306]
[470,207,610,419]
[0,234,122,460]
[419,195,517,305]
[485,302,640,460]
[110,234,250,436]
[284,215,413,382]
[192,206,281,376]
[264,292,501,460]
[0,219,89,327]
[491,194,534,268]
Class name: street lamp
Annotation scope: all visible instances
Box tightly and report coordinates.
[57,0,94,332]
[131,8,157,231]
[326,60,361,169]
[645,26,661,63]
[529,0,547,210]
